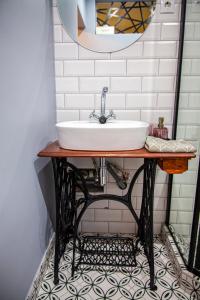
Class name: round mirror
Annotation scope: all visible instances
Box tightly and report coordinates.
[58,0,156,53]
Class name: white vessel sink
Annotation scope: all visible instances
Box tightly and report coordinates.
[56,120,149,151]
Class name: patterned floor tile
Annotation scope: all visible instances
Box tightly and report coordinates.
[36,237,195,300]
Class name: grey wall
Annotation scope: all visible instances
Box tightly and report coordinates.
[0,1,56,299]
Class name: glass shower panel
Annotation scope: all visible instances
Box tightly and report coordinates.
[169,0,200,263]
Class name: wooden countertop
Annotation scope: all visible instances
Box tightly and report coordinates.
[38,141,196,159]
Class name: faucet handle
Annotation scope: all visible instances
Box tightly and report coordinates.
[89,110,96,118]
[89,110,100,121]
[109,110,116,119]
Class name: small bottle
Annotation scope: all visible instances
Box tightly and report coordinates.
[153,117,168,140]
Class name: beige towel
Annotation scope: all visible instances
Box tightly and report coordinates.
[145,136,196,153]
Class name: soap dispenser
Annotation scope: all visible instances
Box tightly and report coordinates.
[153,117,168,140]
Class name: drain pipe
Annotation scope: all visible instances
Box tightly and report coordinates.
[100,158,107,186]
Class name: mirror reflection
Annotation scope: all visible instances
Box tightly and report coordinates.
[96,1,154,35]
[58,0,156,53]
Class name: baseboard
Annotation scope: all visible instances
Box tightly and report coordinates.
[26,234,55,300]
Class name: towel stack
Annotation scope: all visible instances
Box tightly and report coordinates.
[145,136,196,153]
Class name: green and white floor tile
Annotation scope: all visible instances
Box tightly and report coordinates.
[36,237,199,300]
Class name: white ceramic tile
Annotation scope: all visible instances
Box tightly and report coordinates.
[137,196,166,211]
[186,3,200,22]
[90,200,109,209]
[127,59,159,76]
[54,25,62,42]
[154,4,180,22]
[142,76,175,92]
[191,59,200,75]
[169,211,178,223]
[95,94,126,109]
[155,170,168,184]
[154,184,168,197]
[79,46,110,59]
[183,41,200,58]
[79,77,109,92]
[180,185,196,198]
[185,126,200,140]
[56,77,78,92]
[95,60,126,76]
[140,23,161,40]
[109,200,127,210]
[111,77,141,92]
[95,209,122,222]
[115,110,140,121]
[122,210,136,222]
[172,224,191,236]
[188,93,200,108]
[176,125,186,139]
[126,94,157,108]
[130,184,143,197]
[106,183,123,196]
[64,60,94,76]
[111,43,143,59]
[65,94,95,109]
[54,43,78,59]
[153,197,166,211]
[55,61,63,76]
[143,41,177,58]
[182,59,192,75]
[154,211,166,223]
[157,93,175,108]
[81,221,108,233]
[62,28,73,42]
[189,156,200,171]
[56,110,79,122]
[53,7,61,25]
[141,110,172,124]
[109,222,136,234]
[159,59,177,75]
[184,22,195,40]
[173,171,197,184]
[178,110,200,124]
[194,22,200,40]
[161,23,180,40]
[82,209,95,221]
[56,94,65,108]
[124,158,144,170]
[179,93,189,108]
[154,224,162,234]
[170,197,194,211]
[79,110,96,120]
[69,158,94,168]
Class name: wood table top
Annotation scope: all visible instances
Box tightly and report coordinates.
[38,141,196,159]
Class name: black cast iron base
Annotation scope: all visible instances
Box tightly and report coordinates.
[52,157,157,290]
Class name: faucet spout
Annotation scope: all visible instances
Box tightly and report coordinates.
[101,86,108,116]
[89,87,116,124]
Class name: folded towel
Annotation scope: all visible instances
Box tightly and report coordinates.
[145,136,196,153]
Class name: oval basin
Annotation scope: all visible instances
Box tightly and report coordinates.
[56,120,149,151]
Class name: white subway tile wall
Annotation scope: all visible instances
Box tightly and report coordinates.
[53,0,182,234]
[170,1,200,237]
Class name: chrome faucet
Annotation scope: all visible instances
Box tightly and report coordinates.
[101,86,108,116]
[89,87,116,124]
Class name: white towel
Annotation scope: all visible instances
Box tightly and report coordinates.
[145,136,196,153]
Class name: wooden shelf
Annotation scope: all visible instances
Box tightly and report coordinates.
[38,141,196,159]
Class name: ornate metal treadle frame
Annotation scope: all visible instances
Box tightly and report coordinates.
[52,157,157,290]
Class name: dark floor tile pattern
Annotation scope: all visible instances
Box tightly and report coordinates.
[36,237,199,300]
